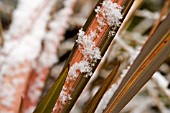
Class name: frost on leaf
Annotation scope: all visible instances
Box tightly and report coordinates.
[76,29,101,61]
[66,0,123,83]
[95,0,123,27]
[68,60,92,80]
[58,28,101,105]
[67,28,101,81]
[58,0,123,107]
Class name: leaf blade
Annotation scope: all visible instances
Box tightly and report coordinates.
[83,61,120,113]
[104,12,170,113]
[33,67,69,113]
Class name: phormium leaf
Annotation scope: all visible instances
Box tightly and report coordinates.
[33,67,69,113]
[83,61,120,113]
[104,12,170,113]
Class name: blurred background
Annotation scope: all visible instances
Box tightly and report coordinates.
[0,0,170,113]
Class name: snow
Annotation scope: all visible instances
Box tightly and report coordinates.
[95,66,129,113]
[76,29,101,61]
[0,83,16,107]
[58,0,123,107]
[28,76,44,103]
[59,27,101,107]
[0,0,53,109]
[95,84,118,113]
[0,0,52,76]
[95,0,123,27]
[95,35,141,113]
[69,60,92,78]
[68,28,101,80]
[0,0,77,110]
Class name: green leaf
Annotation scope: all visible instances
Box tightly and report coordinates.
[33,67,69,113]
[83,61,120,113]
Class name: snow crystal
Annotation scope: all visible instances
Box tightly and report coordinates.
[53,103,57,112]
[68,28,101,81]
[58,0,123,108]
[63,86,67,91]
[60,90,68,105]
[95,67,128,113]
[59,27,101,106]
[37,0,76,70]
[0,0,54,110]
[0,0,77,111]
[68,60,92,79]
[97,17,106,27]
[0,0,53,76]
[68,94,72,100]
[102,0,123,26]
[59,90,73,105]
[77,29,85,39]
[76,29,101,61]
[95,0,123,27]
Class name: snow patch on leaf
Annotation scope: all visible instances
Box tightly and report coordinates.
[57,0,123,108]
[96,0,123,27]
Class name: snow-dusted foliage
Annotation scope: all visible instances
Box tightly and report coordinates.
[95,35,142,113]
[38,0,77,69]
[95,0,123,27]
[0,0,77,112]
[0,0,55,77]
[0,0,53,111]
[26,0,77,111]
[57,28,102,107]
[76,29,101,61]
[68,60,92,79]
[56,0,123,109]
[95,66,130,113]
[95,84,118,113]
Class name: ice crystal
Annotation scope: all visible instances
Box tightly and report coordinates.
[68,60,92,80]
[95,0,123,27]
[102,0,123,26]
[53,104,57,112]
[60,26,101,105]
[59,90,72,105]
[97,17,106,27]
[76,29,101,61]
[71,28,101,79]
[58,0,123,107]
